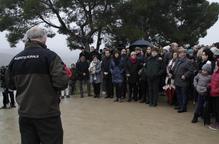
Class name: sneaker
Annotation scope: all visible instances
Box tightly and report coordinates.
[208,123,219,131]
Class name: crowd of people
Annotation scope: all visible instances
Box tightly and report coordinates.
[0,26,218,144]
[63,43,219,131]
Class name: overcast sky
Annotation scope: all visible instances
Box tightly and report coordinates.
[0,0,218,65]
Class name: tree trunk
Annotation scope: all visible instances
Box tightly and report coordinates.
[96,28,102,51]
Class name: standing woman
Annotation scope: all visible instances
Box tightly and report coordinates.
[126,51,141,102]
[110,50,125,102]
[89,55,102,98]
[164,52,178,105]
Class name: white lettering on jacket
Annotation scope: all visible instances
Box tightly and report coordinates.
[14,55,40,60]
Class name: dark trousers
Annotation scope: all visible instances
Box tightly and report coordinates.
[104,78,113,97]
[69,80,76,95]
[128,83,138,101]
[212,97,219,123]
[175,86,188,111]
[121,76,127,98]
[114,83,122,99]
[147,78,160,106]
[19,116,63,144]
[194,94,206,116]
[2,89,15,107]
[92,83,101,97]
[139,80,147,102]
[79,80,90,97]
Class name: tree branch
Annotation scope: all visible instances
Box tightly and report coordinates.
[47,0,72,34]
[38,14,61,29]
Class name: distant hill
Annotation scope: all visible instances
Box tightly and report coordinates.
[0,53,13,66]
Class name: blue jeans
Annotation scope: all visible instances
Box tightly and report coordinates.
[175,86,188,111]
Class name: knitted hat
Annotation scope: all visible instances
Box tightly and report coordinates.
[202,61,212,73]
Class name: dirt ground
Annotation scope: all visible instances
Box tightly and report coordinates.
[0,96,218,144]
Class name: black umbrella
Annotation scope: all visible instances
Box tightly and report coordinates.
[130,39,153,48]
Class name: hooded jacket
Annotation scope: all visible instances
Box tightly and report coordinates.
[8,41,69,118]
[193,73,211,95]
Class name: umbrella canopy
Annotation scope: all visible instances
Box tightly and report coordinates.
[130,39,153,48]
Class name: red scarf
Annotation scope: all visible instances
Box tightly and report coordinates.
[129,57,137,64]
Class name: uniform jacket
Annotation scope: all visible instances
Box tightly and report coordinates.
[8,41,69,118]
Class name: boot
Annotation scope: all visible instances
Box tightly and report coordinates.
[191,113,198,123]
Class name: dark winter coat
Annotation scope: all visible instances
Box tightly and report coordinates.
[110,58,124,84]
[173,57,194,87]
[101,56,112,79]
[144,55,164,79]
[76,61,89,81]
[121,54,128,75]
[126,58,141,84]
[8,41,68,118]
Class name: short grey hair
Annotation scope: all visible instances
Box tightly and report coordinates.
[24,26,47,42]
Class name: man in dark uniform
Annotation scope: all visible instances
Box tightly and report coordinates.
[8,26,68,144]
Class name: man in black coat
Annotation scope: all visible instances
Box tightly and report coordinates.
[8,26,69,144]
[76,55,90,97]
[173,47,194,113]
[102,49,113,98]
[145,47,165,106]
[121,48,128,99]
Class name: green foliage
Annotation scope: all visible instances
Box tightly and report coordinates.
[111,0,219,46]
